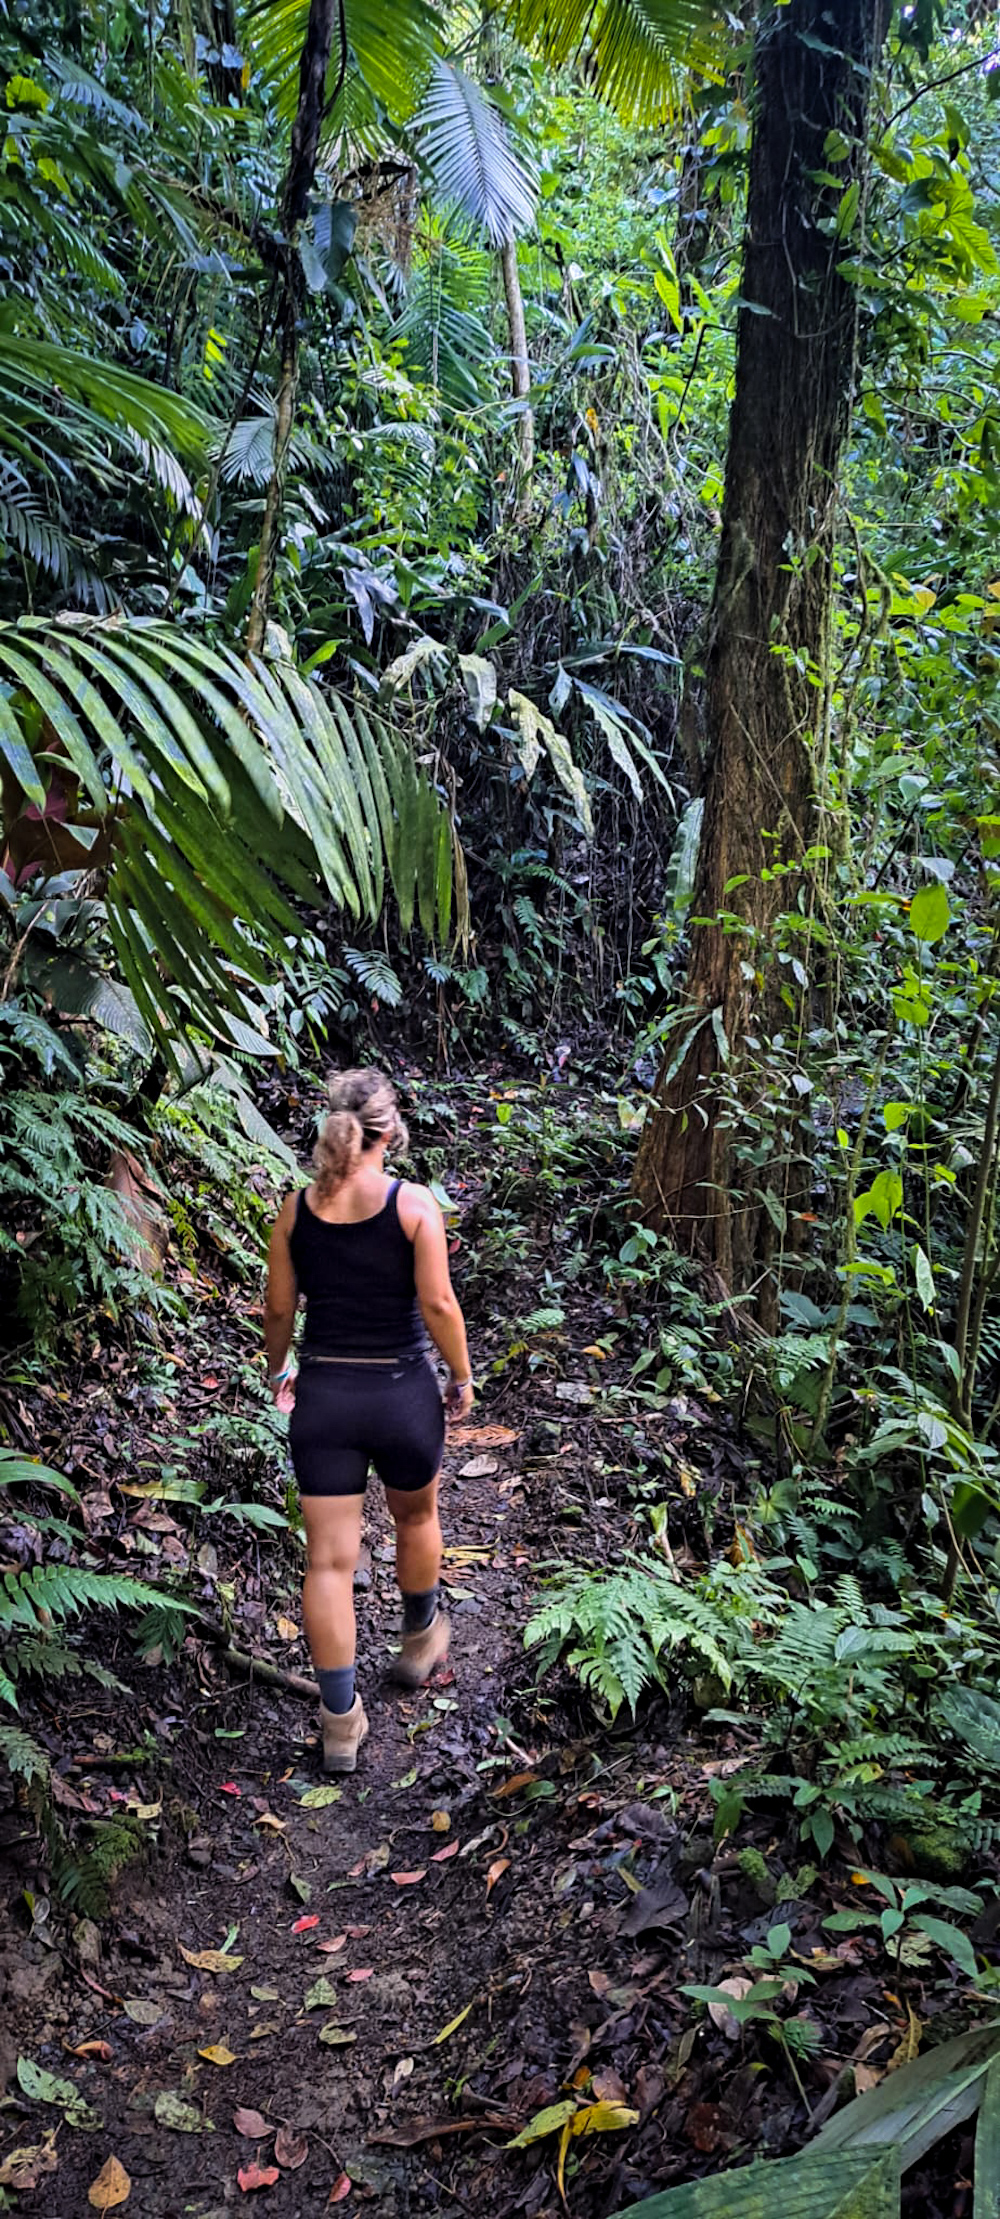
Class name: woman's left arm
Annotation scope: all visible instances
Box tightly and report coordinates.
[264,1195,299,1395]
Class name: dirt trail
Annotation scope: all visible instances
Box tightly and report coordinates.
[6,1432,601,2217]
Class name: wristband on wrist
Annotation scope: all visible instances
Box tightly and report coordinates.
[450,1374,472,1391]
[270,1364,292,1385]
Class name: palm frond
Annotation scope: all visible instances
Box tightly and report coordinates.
[0,619,461,1062]
[503,0,722,124]
[412,60,537,245]
[251,0,442,132]
[390,226,495,408]
[0,336,209,509]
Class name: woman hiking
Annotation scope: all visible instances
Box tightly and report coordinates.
[264,1068,474,1774]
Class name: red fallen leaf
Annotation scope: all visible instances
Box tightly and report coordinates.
[434,1669,456,1687]
[237,2162,281,2191]
[345,1968,374,1982]
[234,2108,270,2138]
[346,1926,370,1939]
[274,2126,308,2171]
[202,1374,220,1388]
[292,1915,320,1934]
[493,1772,538,1799]
[390,1871,426,1887]
[220,1782,242,1797]
[431,1840,460,1863]
[328,2176,351,2204]
[67,2039,112,2060]
[316,1935,348,1954]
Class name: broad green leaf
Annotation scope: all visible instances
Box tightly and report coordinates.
[974,2054,1000,2218]
[607,2148,901,2217]
[951,1484,994,1542]
[812,2021,1000,2168]
[910,1916,978,1980]
[506,2098,577,2148]
[16,2056,100,2129]
[0,688,46,805]
[908,882,950,943]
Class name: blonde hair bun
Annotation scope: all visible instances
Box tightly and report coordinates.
[313,1068,408,1199]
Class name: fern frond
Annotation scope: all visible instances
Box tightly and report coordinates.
[0,1718,50,1786]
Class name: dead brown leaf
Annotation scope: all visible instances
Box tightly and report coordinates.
[274,2126,308,2171]
[88,2155,131,2211]
[447,1425,518,1448]
[707,1976,752,2042]
[0,2141,58,2192]
[179,1945,243,1974]
[233,2108,270,2139]
[369,2116,516,2148]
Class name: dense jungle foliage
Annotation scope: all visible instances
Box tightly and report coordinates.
[5,0,1000,2208]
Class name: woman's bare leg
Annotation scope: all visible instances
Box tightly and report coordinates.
[301,1494,364,1670]
[384,1475,442,1599]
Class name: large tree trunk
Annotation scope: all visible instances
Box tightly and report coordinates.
[633,0,889,1294]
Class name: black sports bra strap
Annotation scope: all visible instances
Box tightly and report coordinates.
[388,1178,402,1206]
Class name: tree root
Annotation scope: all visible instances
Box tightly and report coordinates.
[193,1617,319,1702]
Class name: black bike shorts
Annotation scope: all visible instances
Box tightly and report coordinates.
[289,1355,445,1498]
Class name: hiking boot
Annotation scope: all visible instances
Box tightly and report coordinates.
[320,1694,369,1774]
[390,1610,451,1688]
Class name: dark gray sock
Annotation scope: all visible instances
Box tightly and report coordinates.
[403,1587,439,1635]
[317,1664,356,1714]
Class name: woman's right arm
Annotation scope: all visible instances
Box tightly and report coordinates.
[408,1191,474,1419]
[264,1194,299,1398]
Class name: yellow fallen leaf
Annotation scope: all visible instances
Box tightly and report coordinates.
[571,2101,640,2137]
[557,2101,639,2200]
[275,1615,299,1641]
[432,2001,474,2045]
[253,1813,286,1834]
[581,1345,606,1359]
[430,1810,451,1833]
[180,1946,244,1974]
[485,1856,510,1896]
[889,2005,922,2072]
[88,2155,131,2211]
[198,2044,237,2068]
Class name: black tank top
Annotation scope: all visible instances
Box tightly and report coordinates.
[288,1181,426,1359]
